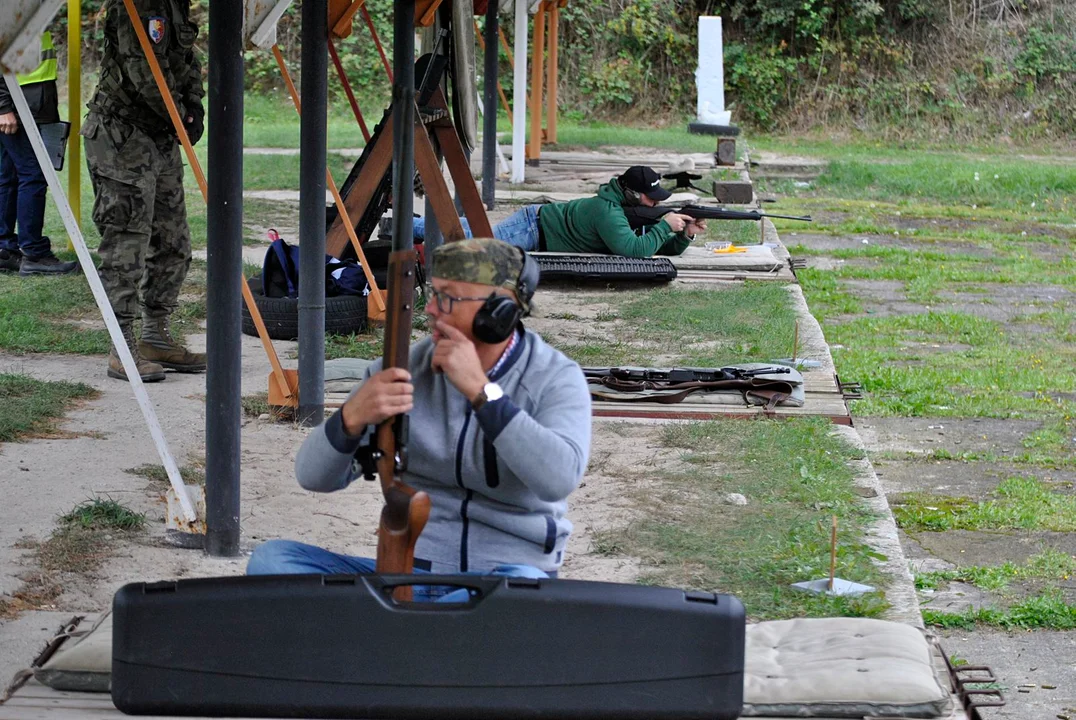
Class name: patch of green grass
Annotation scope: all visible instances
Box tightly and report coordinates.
[825,312,1076,419]
[601,418,887,620]
[325,333,383,361]
[894,477,1076,532]
[0,374,97,444]
[555,284,797,367]
[60,497,146,531]
[796,268,864,316]
[125,464,206,486]
[695,219,762,247]
[923,591,1076,630]
[915,548,1076,592]
[810,157,1076,219]
[0,272,111,354]
[240,152,356,193]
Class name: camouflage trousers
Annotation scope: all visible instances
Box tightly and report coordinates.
[82,111,192,326]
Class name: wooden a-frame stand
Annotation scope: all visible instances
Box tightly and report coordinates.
[325,85,493,259]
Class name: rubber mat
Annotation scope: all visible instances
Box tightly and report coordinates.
[533,254,678,282]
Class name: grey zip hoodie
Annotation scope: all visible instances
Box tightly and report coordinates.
[294,328,591,574]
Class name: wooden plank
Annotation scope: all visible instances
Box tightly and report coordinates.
[434,123,494,238]
[527,5,546,162]
[414,123,466,242]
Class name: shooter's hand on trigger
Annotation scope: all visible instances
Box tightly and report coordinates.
[685,218,707,236]
[341,368,414,435]
[663,213,691,233]
[0,113,18,135]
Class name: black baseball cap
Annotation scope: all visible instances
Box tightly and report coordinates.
[620,165,672,201]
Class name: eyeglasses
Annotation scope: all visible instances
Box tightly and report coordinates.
[429,287,491,314]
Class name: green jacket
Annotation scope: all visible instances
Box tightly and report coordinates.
[537,178,692,257]
[89,0,204,136]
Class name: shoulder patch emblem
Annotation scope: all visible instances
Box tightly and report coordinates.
[148,17,166,44]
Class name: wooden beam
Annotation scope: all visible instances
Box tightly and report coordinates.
[528,4,546,163]
[415,125,467,242]
[329,0,362,38]
[433,126,494,237]
[325,120,394,258]
[546,1,559,144]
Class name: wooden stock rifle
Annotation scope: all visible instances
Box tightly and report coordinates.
[371,0,429,601]
[623,204,812,231]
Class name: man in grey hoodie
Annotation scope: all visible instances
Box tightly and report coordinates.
[248,238,592,598]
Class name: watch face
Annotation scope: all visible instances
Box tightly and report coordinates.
[484,382,504,401]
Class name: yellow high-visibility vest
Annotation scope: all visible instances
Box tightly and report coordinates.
[16,32,58,86]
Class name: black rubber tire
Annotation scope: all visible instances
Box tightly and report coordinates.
[241,277,369,341]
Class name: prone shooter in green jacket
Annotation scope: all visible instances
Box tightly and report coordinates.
[412,165,706,258]
[82,0,205,383]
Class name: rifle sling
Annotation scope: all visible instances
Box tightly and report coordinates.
[587,377,797,405]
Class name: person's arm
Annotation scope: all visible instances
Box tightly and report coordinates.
[657,231,693,256]
[179,26,204,143]
[472,363,591,503]
[0,77,14,116]
[112,0,185,125]
[293,361,413,492]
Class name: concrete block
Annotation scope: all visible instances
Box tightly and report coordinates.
[716,138,736,166]
[712,181,753,204]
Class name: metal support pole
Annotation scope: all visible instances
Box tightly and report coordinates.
[204,0,244,557]
[482,2,498,209]
[392,1,416,257]
[298,0,328,426]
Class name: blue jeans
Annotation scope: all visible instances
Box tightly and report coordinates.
[412,205,541,252]
[246,539,550,602]
[0,126,50,259]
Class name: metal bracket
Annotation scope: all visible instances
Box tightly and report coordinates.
[836,375,863,400]
[943,654,1006,719]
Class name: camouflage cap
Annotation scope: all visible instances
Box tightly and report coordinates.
[433,237,527,307]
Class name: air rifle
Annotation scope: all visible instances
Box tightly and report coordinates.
[582,366,791,383]
[623,204,812,231]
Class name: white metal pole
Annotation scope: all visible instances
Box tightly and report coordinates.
[510,0,527,183]
[3,74,197,523]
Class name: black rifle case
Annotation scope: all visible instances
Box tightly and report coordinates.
[112,574,745,719]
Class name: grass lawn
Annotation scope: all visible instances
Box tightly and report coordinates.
[770,131,1076,629]
[593,418,888,620]
[0,373,97,444]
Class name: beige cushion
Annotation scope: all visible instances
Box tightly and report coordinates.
[743,618,951,718]
[33,612,112,692]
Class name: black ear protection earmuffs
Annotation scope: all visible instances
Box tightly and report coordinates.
[621,187,643,206]
[472,247,540,344]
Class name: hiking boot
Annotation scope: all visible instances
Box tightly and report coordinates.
[0,248,21,273]
[108,326,166,383]
[19,252,79,276]
[138,316,207,373]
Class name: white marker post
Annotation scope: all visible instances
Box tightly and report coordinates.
[695,16,731,127]
[510,0,528,183]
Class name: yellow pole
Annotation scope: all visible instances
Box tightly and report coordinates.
[67,0,81,249]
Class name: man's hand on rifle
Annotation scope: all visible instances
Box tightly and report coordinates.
[341,368,414,436]
[431,320,488,401]
[684,218,707,237]
[663,213,692,233]
[0,112,18,135]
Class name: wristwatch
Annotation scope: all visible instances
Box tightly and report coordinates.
[471,382,504,411]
